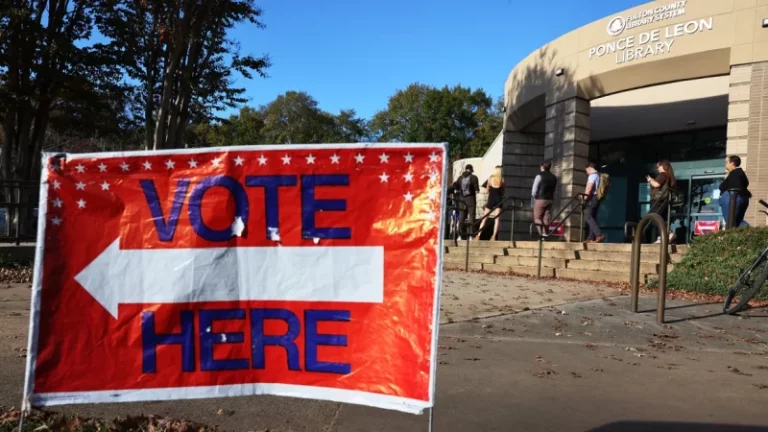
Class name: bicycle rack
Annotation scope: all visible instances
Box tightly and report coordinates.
[629,213,669,324]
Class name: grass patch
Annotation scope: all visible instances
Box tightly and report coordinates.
[651,226,768,299]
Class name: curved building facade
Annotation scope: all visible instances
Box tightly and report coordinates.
[491,0,768,242]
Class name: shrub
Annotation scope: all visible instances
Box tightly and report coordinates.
[660,226,768,298]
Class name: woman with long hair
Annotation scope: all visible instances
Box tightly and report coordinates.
[646,159,677,243]
[476,166,505,241]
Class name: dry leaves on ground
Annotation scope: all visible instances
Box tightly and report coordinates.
[0,407,216,431]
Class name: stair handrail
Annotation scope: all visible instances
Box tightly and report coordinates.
[624,189,684,242]
[630,213,669,324]
[528,194,588,279]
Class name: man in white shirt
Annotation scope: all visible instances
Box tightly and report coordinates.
[584,162,605,243]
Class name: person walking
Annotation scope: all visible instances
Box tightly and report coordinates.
[719,155,751,228]
[452,164,480,239]
[476,166,505,241]
[646,159,677,243]
[584,162,605,243]
[531,161,557,236]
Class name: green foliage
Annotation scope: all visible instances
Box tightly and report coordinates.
[662,227,768,298]
[371,84,502,160]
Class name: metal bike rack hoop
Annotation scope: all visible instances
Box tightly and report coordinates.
[629,213,669,324]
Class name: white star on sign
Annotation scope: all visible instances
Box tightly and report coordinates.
[52,198,63,208]
[142,160,152,170]
[120,162,130,172]
[426,210,436,220]
[379,153,389,164]
[98,163,107,172]
[282,154,291,165]
[428,190,437,201]
[404,153,414,163]
[404,192,414,202]
[51,216,62,226]
[76,199,87,209]
[404,172,414,183]
[429,171,439,182]
[188,159,198,168]
[52,180,61,190]
[75,182,86,191]
[75,164,85,173]
[100,181,110,191]
[234,156,244,166]
[258,155,268,165]
[306,154,316,164]
[330,154,340,164]
[165,159,175,169]
[212,157,222,168]
[429,153,439,163]
[379,172,389,183]
[354,153,365,163]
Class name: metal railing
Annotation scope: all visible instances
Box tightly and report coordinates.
[0,180,39,244]
[629,213,669,324]
[529,194,588,279]
[450,196,524,272]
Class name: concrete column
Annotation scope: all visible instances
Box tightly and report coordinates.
[499,131,544,240]
[544,96,590,241]
[728,62,768,226]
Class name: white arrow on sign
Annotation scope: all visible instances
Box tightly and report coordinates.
[75,239,385,319]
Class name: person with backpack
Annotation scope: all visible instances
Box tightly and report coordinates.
[452,164,480,239]
[584,162,606,243]
[647,159,677,243]
[531,161,557,236]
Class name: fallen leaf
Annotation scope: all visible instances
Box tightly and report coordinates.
[570,372,582,378]
[464,357,481,361]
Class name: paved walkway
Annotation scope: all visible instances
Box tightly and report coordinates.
[2,273,767,431]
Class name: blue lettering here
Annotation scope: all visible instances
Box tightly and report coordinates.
[301,175,351,240]
[140,179,190,242]
[188,175,249,242]
[245,175,297,240]
[250,308,301,371]
[199,309,249,371]
[141,310,196,374]
[305,310,352,375]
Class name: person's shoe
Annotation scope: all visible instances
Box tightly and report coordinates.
[593,235,606,243]
[655,237,661,244]
[669,233,677,243]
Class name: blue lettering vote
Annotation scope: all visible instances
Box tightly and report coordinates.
[140,174,351,242]
[140,308,351,374]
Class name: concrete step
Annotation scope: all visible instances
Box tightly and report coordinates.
[578,251,683,264]
[503,248,578,259]
[566,259,673,274]
[483,264,555,278]
[494,256,568,269]
[444,261,483,271]
[584,243,687,254]
[555,268,655,284]
[443,254,496,264]
[446,246,507,256]
[454,240,688,255]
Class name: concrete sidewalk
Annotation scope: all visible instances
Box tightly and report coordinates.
[2,274,768,431]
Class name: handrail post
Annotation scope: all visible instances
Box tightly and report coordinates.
[579,201,585,243]
[537,236,543,279]
[465,222,470,272]
[727,190,738,230]
[510,203,516,242]
[630,213,669,324]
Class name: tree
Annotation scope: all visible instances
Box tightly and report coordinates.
[95,0,271,150]
[371,84,502,160]
[259,91,368,144]
[0,0,123,182]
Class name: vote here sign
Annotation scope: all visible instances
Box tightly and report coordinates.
[23,144,447,415]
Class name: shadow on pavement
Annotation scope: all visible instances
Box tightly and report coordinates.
[590,422,768,432]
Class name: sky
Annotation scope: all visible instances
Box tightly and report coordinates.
[230,0,644,119]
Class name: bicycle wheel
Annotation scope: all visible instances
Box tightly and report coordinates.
[724,257,768,315]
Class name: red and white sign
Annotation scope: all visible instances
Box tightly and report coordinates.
[694,220,720,235]
[23,144,447,415]
[549,222,564,236]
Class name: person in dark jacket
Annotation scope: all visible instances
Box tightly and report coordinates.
[719,155,751,228]
[531,161,557,236]
[452,164,480,239]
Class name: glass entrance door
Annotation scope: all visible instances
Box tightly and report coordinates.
[687,174,723,242]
